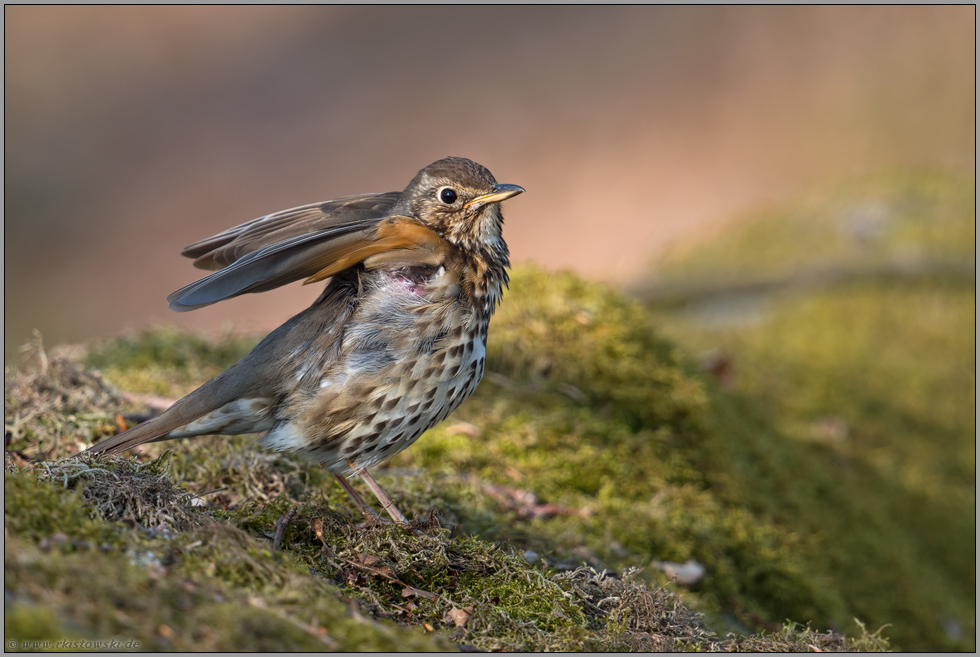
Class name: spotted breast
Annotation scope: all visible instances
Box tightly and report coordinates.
[259,257,494,474]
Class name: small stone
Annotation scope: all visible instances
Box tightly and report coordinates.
[444,421,482,438]
[810,416,849,442]
[652,559,706,586]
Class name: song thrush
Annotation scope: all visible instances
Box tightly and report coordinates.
[86,157,524,524]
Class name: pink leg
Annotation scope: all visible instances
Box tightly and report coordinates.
[332,472,382,521]
[349,463,409,524]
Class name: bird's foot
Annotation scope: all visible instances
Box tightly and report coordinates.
[335,464,424,535]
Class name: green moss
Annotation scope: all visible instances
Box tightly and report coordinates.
[649,281,974,651]
[647,171,974,651]
[84,326,257,395]
[647,170,975,289]
[3,477,447,652]
[4,469,123,548]
[8,189,930,650]
[4,605,67,647]
[4,352,137,458]
[162,434,330,510]
[5,533,443,652]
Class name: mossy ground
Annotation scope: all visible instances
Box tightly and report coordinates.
[7,175,961,651]
[5,352,886,653]
[645,171,975,651]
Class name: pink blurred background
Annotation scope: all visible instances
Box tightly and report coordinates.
[4,6,975,357]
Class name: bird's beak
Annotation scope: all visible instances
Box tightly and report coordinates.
[465,183,525,209]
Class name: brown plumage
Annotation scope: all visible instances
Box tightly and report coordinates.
[85,157,524,524]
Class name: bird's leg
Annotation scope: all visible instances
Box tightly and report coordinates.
[354,466,409,524]
[332,472,383,524]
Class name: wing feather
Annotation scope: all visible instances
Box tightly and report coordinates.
[168,219,380,311]
[183,192,401,270]
[167,214,450,311]
[302,219,448,284]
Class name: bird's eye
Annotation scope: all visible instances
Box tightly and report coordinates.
[438,187,458,204]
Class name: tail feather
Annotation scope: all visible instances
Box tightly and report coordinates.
[84,269,354,458]
[86,393,213,455]
[84,352,271,456]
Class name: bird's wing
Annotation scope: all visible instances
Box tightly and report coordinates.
[168,205,450,312]
[183,192,401,270]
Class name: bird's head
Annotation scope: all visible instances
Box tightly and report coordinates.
[396,157,524,255]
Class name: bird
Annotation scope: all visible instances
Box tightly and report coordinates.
[85,157,524,525]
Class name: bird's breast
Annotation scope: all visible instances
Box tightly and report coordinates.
[261,264,489,472]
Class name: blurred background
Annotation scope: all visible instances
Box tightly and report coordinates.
[4,5,974,356]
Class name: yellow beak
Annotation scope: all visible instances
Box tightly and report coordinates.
[464,183,526,210]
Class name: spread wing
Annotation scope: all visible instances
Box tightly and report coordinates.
[166,191,450,312]
[182,192,401,270]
